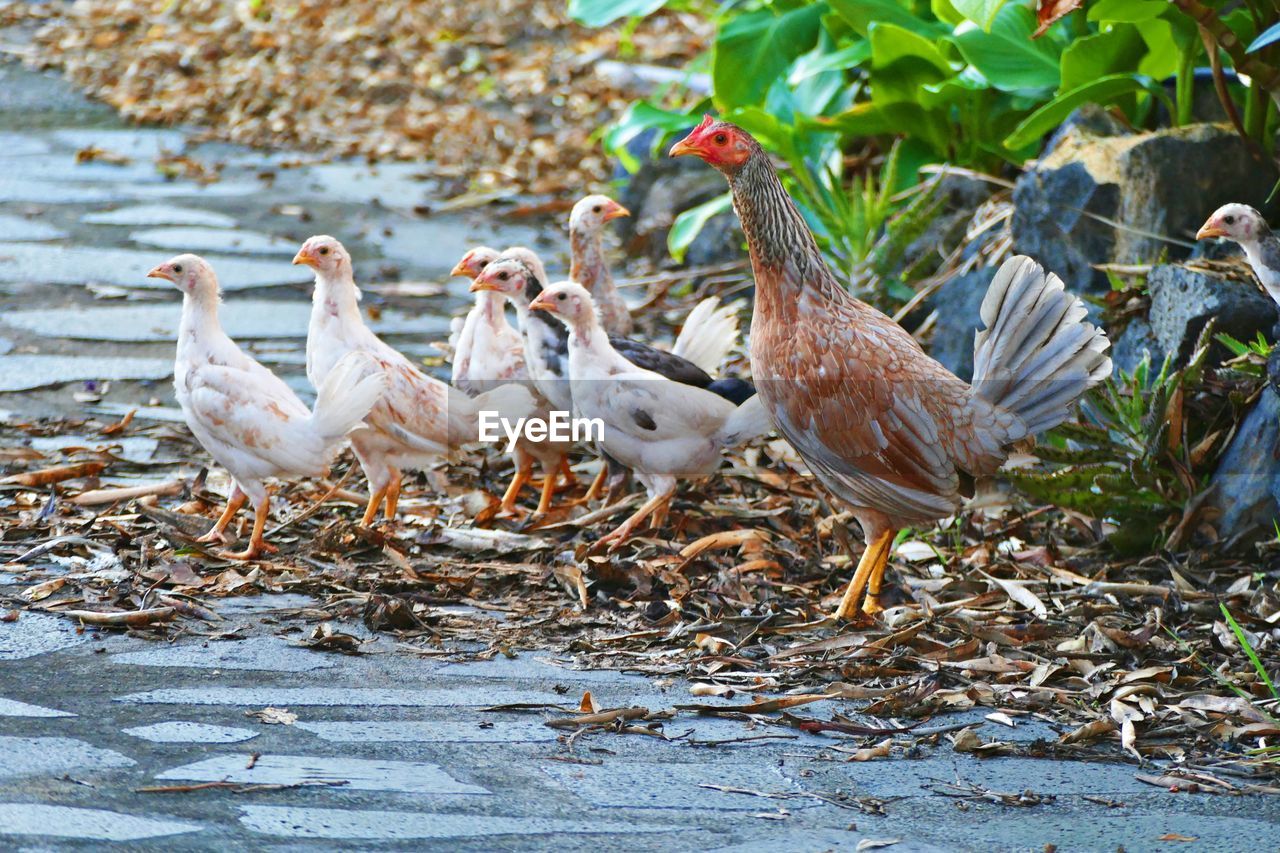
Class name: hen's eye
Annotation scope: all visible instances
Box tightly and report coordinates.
[498,272,509,281]
[592,205,602,213]
[557,293,567,301]
[173,264,183,273]
[318,247,330,255]
[1225,215,1236,225]
[713,133,727,145]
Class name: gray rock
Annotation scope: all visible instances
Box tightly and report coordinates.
[1147,264,1276,365]
[1209,386,1280,544]
[1109,317,1166,375]
[1013,113,1277,296]
[619,155,740,265]
[924,266,994,381]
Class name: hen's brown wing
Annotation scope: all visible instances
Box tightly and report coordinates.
[756,288,988,524]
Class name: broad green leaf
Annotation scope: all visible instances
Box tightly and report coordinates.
[668,193,734,263]
[829,0,944,38]
[788,41,872,82]
[1059,24,1143,92]
[567,0,668,27]
[713,4,827,109]
[950,0,1008,30]
[869,22,953,75]
[931,0,966,26]
[952,5,1061,92]
[604,102,698,172]
[1005,75,1159,150]
[1087,0,1165,23]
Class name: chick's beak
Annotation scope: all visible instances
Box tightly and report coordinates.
[1197,221,1227,240]
[529,294,553,312]
[146,264,171,281]
[292,248,315,268]
[450,260,474,278]
[603,202,630,222]
[469,279,500,293]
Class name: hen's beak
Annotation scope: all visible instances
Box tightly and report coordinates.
[1197,221,1226,240]
[602,202,630,222]
[146,264,171,282]
[293,248,316,268]
[528,294,554,312]
[469,279,500,293]
[669,135,699,159]
[450,260,475,278]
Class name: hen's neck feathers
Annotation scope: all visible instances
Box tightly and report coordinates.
[729,153,845,305]
[310,268,364,328]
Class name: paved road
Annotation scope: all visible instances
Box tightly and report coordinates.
[2,46,1280,853]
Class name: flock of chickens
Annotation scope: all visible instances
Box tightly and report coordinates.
[155,117,1153,619]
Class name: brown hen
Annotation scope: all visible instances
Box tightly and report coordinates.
[673,117,1112,620]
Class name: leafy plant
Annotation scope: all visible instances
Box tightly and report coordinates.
[1220,603,1279,700]
[572,0,1280,272]
[1004,326,1236,554]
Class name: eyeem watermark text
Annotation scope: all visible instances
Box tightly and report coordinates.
[478,411,604,452]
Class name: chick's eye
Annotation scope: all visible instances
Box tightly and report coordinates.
[713,133,728,145]
[498,272,509,281]
[592,205,602,213]
[1225,215,1236,224]
[173,264,183,273]
[557,293,567,301]
[318,247,330,255]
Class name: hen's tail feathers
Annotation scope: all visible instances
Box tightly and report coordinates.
[972,255,1112,436]
[309,351,387,441]
[672,296,740,375]
[717,394,773,448]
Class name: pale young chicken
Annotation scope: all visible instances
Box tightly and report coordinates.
[569,194,633,336]
[529,280,770,548]
[449,247,573,516]
[150,254,386,559]
[449,246,525,396]
[1197,204,1280,304]
[295,236,536,525]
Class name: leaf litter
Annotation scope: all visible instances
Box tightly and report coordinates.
[9,0,710,195]
[3,381,1280,798]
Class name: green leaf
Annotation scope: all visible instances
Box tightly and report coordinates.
[567,0,668,27]
[668,193,734,263]
[1220,603,1279,700]
[869,22,953,75]
[952,5,1061,92]
[950,0,1008,30]
[789,41,872,82]
[1059,25,1144,92]
[604,102,698,172]
[713,4,827,109]
[1087,0,1166,23]
[829,0,945,38]
[1005,75,1155,149]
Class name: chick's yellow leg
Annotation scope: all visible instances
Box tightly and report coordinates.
[834,528,894,621]
[601,492,673,552]
[580,463,608,504]
[533,463,559,517]
[197,487,247,544]
[383,468,403,520]
[558,456,578,487]
[361,484,388,527]
[220,499,277,561]
[500,457,535,515]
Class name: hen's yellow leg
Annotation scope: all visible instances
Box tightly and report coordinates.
[533,464,559,517]
[834,529,893,621]
[197,488,247,544]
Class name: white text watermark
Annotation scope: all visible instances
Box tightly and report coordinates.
[477,411,604,452]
